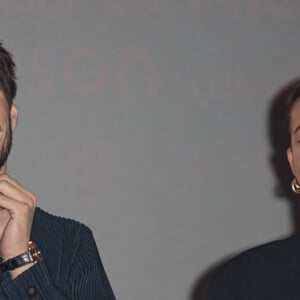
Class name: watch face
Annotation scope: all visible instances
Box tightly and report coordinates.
[28,241,42,262]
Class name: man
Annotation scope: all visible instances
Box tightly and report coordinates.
[0,43,115,299]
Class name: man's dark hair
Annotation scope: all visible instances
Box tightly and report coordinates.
[0,42,17,109]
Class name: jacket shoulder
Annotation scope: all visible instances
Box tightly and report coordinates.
[214,234,295,277]
[208,234,298,298]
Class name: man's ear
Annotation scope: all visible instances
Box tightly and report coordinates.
[287,147,296,177]
[10,100,18,130]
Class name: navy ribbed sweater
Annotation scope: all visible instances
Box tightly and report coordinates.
[0,207,116,299]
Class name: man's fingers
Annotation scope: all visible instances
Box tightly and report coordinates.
[0,193,31,218]
[0,180,36,208]
[0,174,35,200]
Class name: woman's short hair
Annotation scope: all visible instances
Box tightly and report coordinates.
[286,83,300,133]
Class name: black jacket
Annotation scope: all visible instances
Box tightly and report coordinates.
[208,233,300,300]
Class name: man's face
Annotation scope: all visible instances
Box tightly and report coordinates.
[0,90,12,171]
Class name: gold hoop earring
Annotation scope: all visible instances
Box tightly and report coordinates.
[291,178,300,194]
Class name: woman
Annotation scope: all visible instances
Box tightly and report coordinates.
[207,84,300,299]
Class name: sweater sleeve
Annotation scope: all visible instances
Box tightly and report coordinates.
[0,226,116,300]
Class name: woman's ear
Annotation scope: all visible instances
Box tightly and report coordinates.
[10,100,18,130]
[287,147,296,177]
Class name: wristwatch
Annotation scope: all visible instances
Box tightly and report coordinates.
[0,241,42,272]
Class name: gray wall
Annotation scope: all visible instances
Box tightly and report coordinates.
[1,1,299,299]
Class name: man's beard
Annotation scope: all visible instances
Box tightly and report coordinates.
[0,119,12,170]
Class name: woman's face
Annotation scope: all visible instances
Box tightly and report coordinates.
[287,98,300,181]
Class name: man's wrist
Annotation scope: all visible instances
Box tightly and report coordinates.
[0,246,28,261]
[0,241,42,277]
